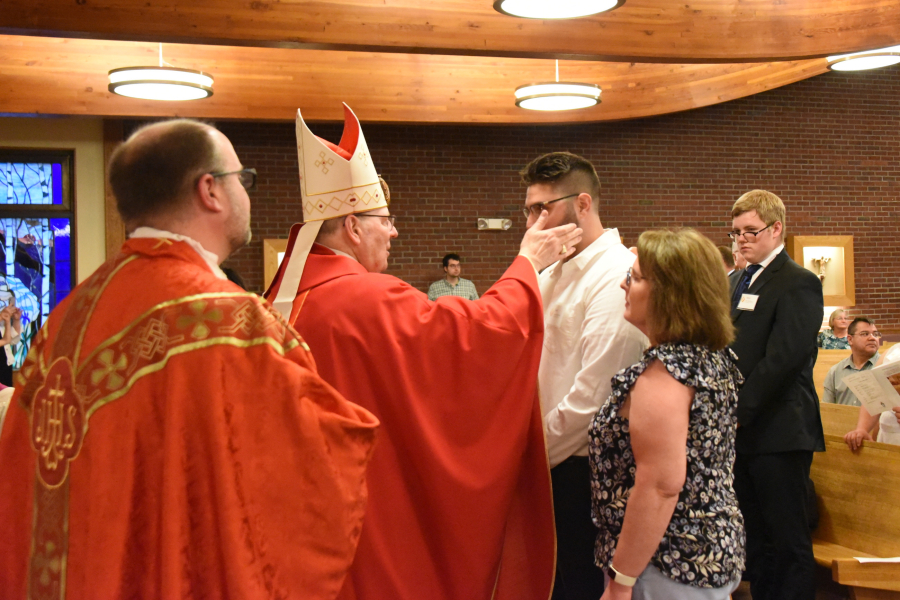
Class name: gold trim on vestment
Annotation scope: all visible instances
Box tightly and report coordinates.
[22,250,309,600]
[86,335,301,420]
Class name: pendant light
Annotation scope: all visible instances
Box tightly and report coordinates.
[827,45,900,72]
[515,61,601,111]
[108,44,214,101]
[494,0,624,19]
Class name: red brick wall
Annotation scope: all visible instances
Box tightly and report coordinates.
[220,67,900,331]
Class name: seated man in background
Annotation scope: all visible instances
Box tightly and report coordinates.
[823,317,880,406]
[0,119,378,600]
[427,253,479,300]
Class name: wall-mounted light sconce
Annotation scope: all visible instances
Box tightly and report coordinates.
[477,218,513,231]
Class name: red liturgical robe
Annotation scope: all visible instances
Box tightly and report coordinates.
[267,242,555,600]
[0,238,378,600]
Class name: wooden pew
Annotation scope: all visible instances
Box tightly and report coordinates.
[815,349,851,399]
[821,403,862,438]
[810,434,900,599]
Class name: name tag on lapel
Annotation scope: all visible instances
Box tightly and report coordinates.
[737,294,759,311]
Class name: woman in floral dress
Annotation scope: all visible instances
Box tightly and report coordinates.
[589,229,745,599]
[817,308,850,349]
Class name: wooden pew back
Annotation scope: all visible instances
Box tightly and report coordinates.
[820,403,860,438]
[810,435,900,593]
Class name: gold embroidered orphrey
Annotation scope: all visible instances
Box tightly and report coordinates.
[18,250,304,600]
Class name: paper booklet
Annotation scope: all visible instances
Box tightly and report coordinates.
[842,360,900,416]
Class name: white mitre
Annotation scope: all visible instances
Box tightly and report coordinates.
[268,104,386,319]
[297,103,386,222]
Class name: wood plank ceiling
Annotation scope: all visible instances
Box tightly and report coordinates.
[1,0,898,123]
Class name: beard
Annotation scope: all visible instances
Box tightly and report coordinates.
[562,202,580,228]
[224,196,252,258]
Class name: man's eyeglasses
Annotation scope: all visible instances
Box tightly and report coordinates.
[728,223,772,242]
[210,168,257,191]
[522,193,581,219]
[355,213,397,230]
[850,330,882,339]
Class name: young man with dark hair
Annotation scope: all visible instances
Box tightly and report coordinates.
[522,151,647,600]
[427,253,479,300]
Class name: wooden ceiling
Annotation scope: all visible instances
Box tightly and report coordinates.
[1,0,897,123]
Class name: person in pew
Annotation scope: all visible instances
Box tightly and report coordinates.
[817,308,851,349]
[844,343,900,449]
[589,229,744,599]
[822,317,881,406]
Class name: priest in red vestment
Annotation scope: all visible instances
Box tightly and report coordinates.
[0,119,378,600]
[265,104,583,600]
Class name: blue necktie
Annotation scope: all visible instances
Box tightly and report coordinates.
[732,264,762,311]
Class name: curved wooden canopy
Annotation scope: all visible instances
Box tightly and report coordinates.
[0,0,893,123]
[2,0,899,63]
[0,36,829,123]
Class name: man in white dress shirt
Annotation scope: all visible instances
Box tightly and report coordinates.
[520,152,647,600]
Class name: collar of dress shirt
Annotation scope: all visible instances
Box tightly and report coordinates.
[845,352,880,371]
[548,228,622,276]
[129,227,227,280]
[752,243,784,270]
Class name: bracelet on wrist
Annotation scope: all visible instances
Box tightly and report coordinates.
[609,564,638,587]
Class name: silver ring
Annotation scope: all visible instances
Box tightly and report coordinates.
[560,244,567,255]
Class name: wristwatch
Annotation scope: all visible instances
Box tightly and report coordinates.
[609,564,638,587]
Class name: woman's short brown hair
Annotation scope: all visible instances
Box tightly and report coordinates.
[637,229,735,351]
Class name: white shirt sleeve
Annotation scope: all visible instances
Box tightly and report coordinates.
[542,279,647,467]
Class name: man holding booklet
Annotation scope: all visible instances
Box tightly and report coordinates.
[843,340,900,449]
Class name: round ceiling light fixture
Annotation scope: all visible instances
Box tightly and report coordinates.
[494,0,624,19]
[108,44,214,101]
[515,61,601,111]
[827,45,900,72]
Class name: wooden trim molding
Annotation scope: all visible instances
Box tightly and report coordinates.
[103,119,126,259]
[787,235,855,307]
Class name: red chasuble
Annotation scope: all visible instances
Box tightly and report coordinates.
[0,239,378,600]
[267,242,555,600]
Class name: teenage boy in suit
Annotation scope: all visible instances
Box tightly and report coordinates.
[728,190,825,600]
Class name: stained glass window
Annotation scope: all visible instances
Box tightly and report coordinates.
[0,151,75,369]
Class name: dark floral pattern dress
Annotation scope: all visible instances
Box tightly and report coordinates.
[817,329,850,349]
[589,342,746,588]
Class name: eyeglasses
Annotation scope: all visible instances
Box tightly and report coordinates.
[210,168,257,191]
[624,266,649,287]
[850,330,882,339]
[728,223,772,241]
[354,213,397,230]
[522,193,581,219]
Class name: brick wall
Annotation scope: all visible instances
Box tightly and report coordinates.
[220,67,900,331]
